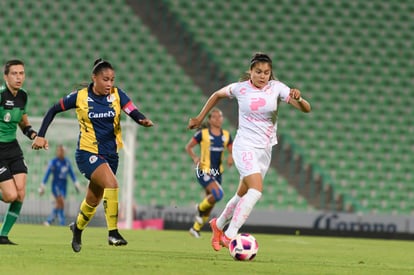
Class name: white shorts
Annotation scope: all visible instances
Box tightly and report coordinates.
[232,140,272,179]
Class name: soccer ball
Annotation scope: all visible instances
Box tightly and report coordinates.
[228,233,258,261]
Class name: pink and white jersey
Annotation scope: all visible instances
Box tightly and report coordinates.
[225,80,291,148]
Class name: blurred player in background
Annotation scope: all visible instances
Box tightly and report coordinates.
[38,144,80,226]
[188,52,311,251]
[0,59,37,245]
[186,108,233,238]
[32,58,154,252]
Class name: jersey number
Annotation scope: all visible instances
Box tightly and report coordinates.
[242,151,253,162]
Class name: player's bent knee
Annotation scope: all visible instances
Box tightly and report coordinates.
[1,191,18,202]
[212,188,224,202]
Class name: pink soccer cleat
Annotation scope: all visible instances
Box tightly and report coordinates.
[220,234,231,248]
[209,218,223,251]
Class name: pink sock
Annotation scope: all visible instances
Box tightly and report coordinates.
[225,189,262,239]
[216,194,241,230]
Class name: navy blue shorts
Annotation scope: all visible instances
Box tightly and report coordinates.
[195,169,222,188]
[75,150,119,180]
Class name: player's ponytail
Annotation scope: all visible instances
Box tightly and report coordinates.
[92,58,114,75]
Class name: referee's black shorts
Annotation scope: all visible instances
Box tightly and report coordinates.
[0,140,28,182]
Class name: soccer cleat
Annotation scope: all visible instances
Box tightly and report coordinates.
[43,221,51,227]
[69,222,82,253]
[108,230,128,246]
[0,236,17,245]
[189,227,201,238]
[209,218,223,251]
[194,204,203,224]
[220,234,231,248]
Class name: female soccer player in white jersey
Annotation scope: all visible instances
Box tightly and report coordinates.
[187,52,311,251]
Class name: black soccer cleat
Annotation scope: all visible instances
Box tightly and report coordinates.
[108,230,128,246]
[0,236,17,245]
[69,222,82,253]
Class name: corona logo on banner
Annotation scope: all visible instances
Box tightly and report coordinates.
[313,213,397,233]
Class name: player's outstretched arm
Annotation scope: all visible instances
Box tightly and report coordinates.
[188,87,228,129]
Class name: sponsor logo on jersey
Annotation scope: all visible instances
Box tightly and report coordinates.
[88,110,116,119]
[209,146,224,152]
[249,97,266,111]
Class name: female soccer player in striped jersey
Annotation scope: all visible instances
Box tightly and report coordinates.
[186,108,233,238]
[32,59,154,252]
[188,52,311,251]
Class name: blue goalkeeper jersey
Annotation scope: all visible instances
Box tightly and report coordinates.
[42,157,77,189]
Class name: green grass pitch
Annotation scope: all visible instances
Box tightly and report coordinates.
[1,224,414,274]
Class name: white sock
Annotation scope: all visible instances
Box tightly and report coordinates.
[216,194,241,230]
[225,188,262,239]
